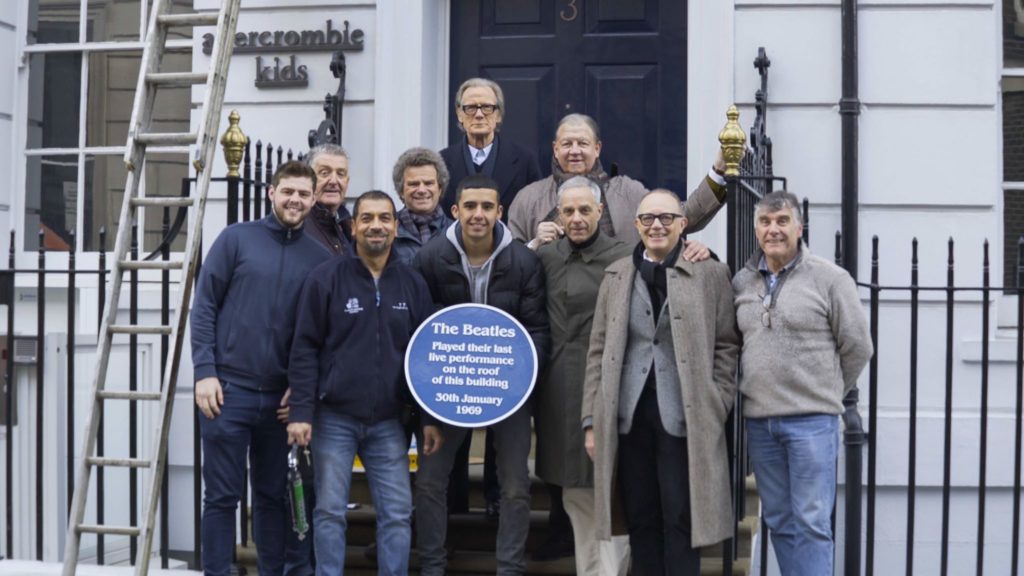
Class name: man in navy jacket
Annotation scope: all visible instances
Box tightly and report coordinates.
[191,161,329,576]
[287,191,443,576]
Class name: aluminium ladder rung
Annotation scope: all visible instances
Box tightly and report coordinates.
[119,260,184,271]
[86,457,152,469]
[158,12,219,27]
[77,524,141,537]
[131,197,194,208]
[146,72,209,87]
[97,390,162,401]
[135,132,197,146]
[108,325,173,335]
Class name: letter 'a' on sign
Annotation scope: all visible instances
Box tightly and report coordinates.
[405,304,538,428]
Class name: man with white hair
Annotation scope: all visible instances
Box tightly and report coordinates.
[535,175,634,575]
[305,143,353,255]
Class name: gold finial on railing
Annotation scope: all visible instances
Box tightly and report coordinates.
[220,110,246,177]
[718,105,746,178]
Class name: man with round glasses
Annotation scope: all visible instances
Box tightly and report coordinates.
[582,189,739,575]
[439,77,541,220]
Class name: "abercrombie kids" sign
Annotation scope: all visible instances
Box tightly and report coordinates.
[202,19,365,89]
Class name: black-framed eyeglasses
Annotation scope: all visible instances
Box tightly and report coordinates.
[637,212,684,227]
[461,104,497,116]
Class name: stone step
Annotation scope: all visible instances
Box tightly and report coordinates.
[344,503,756,559]
[237,542,751,575]
[348,464,552,511]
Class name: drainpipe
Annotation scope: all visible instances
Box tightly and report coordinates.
[840,3,864,576]
[840,0,859,277]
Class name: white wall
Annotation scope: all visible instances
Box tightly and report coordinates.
[0,3,17,262]
[733,0,1018,574]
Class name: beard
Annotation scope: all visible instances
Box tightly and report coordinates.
[358,235,391,257]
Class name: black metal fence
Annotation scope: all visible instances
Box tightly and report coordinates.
[850,234,1024,576]
[723,46,1024,576]
[0,134,294,568]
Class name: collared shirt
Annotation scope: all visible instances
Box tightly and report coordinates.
[469,142,494,165]
[758,249,801,298]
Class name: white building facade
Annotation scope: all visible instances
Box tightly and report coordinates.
[0,0,1019,574]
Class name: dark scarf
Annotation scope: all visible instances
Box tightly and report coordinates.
[549,157,616,237]
[568,229,600,253]
[399,205,446,244]
[632,239,683,323]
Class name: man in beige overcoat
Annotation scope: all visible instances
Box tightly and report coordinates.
[581,190,739,575]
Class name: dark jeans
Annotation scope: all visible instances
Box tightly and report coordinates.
[199,383,289,576]
[618,386,699,576]
[449,428,501,512]
[416,406,533,576]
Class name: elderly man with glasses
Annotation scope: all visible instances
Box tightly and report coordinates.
[439,77,541,221]
[582,189,739,576]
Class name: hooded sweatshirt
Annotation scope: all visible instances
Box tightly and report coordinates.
[444,220,515,304]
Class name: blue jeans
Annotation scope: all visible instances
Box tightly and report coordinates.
[199,383,289,576]
[312,410,412,576]
[746,414,839,576]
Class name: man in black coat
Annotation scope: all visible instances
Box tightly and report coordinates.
[305,143,353,255]
[439,77,541,222]
[413,174,550,576]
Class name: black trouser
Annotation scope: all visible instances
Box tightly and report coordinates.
[618,386,699,576]
[545,483,573,542]
[448,428,500,512]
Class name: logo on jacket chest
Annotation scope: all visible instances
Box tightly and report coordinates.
[344,297,364,314]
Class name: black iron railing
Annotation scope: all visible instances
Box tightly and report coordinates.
[0,137,294,566]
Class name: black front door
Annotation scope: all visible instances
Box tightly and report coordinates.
[450,0,687,192]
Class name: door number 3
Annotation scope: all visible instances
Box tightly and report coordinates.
[560,0,579,22]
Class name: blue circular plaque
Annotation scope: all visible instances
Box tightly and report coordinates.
[405,303,538,427]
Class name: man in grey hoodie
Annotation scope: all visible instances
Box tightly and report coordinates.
[413,174,551,576]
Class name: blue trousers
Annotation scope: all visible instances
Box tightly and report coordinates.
[200,383,289,576]
[312,411,412,576]
[747,414,839,576]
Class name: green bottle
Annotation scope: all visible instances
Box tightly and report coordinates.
[288,445,309,540]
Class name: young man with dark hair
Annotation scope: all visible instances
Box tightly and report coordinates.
[191,161,329,576]
[413,174,551,576]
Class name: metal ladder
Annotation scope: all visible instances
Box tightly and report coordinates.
[62,0,241,574]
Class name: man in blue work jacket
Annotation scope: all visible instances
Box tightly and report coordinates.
[287,190,444,576]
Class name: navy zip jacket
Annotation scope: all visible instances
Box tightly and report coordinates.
[288,253,435,425]
[190,214,331,391]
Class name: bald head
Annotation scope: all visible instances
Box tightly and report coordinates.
[635,190,687,262]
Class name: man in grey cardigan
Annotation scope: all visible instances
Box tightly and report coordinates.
[733,190,873,576]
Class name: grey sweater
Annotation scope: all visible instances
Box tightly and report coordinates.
[732,246,873,418]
